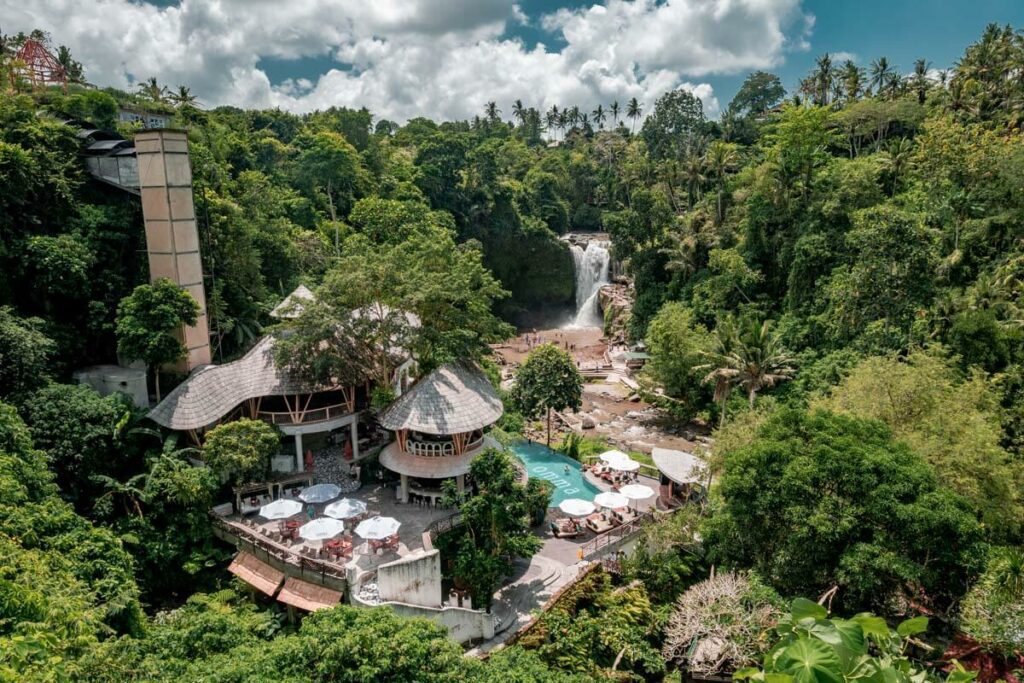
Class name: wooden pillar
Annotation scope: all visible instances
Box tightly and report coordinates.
[456,474,465,494]
[294,433,304,473]
[399,473,409,503]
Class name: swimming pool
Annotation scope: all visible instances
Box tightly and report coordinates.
[511,441,601,506]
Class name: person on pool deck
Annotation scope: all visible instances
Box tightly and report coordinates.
[563,464,570,475]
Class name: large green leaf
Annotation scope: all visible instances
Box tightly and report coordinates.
[895,616,928,637]
[792,598,828,622]
[775,638,843,683]
[851,615,890,642]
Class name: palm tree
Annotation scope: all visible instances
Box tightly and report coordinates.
[170,85,199,108]
[841,60,865,101]
[569,105,581,130]
[558,109,568,138]
[813,53,834,105]
[545,105,560,139]
[137,77,168,103]
[579,112,590,130]
[658,229,699,278]
[869,57,892,95]
[512,99,527,125]
[626,97,642,134]
[484,101,501,123]
[696,318,738,427]
[699,317,795,418]
[704,140,739,224]
[911,58,931,104]
[682,150,706,208]
[877,137,914,195]
[610,100,620,126]
[592,104,606,129]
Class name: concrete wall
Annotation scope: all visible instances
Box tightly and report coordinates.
[377,549,443,608]
[72,364,149,408]
[135,129,211,371]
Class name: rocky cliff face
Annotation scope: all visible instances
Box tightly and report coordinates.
[599,283,633,341]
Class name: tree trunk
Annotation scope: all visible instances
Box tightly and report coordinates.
[748,387,757,409]
[154,367,161,403]
[546,407,552,447]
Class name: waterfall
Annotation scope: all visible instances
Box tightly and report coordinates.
[567,241,611,328]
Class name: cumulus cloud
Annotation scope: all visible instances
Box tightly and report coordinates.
[3,0,812,123]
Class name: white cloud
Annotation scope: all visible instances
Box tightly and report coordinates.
[831,51,858,63]
[4,0,811,123]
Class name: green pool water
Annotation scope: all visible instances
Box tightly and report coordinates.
[510,441,601,506]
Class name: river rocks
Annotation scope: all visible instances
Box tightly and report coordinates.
[580,415,596,429]
[598,283,633,340]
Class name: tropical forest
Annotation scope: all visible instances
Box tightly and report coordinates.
[1,13,1024,683]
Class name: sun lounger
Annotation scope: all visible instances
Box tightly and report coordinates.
[585,515,613,534]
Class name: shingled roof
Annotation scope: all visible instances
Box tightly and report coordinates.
[270,284,315,319]
[379,361,502,435]
[147,335,333,430]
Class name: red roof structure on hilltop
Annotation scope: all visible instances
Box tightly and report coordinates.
[13,39,67,90]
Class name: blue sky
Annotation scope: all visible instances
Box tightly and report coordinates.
[7,1,1024,123]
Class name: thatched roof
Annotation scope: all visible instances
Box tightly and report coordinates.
[270,284,315,319]
[148,334,333,430]
[651,447,707,485]
[379,362,502,435]
[228,552,284,596]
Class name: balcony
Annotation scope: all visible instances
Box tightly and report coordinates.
[257,401,354,427]
[404,434,485,458]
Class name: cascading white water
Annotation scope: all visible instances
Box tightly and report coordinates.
[567,241,611,328]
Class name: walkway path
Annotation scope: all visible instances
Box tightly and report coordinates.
[468,554,587,656]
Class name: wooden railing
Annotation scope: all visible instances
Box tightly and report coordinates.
[405,434,485,458]
[579,510,654,560]
[257,401,353,426]
[209,514,348,587]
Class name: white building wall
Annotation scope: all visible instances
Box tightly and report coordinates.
[377,549,443,607]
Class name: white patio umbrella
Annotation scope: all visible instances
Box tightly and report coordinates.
[355,515,401,540]
[619,483,655,499]
[324,498,367,520]
[593,491,629,509]
[559,498,596,517]
[599,450,632,464]
[618,484,655,507]
[298,517,345,541]
[299,483,342,504]
[259,498,302,520]
[606,457,641,472]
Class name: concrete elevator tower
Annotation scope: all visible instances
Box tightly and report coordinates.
[135,129,212,370]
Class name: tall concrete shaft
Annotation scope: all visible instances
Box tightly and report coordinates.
[135,129,212,370]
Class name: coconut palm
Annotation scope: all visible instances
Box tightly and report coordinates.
[484,101,501,123]
[699,317,795,419]
[696,318,738,427]
[704,140,739,224]
[841,60,865,101]
[911,58,931,104]
[877,137,914,195]
[170,85,199,108]
[627,97,642,133]
[682,150,706,208]
[610,100,620,126]
[658,228,699,278]
[869,57,892,95]
[546,105,560,139]
[813,53,834,105]
[137,77,168,103]
[93,472,148,518]
[511,99,526,125]
[592,104,606,129]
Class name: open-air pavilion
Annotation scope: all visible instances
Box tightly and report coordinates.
[651,447,708,506]
[378,362,503,504]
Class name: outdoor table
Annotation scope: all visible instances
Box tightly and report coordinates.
[282,519,300,539]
